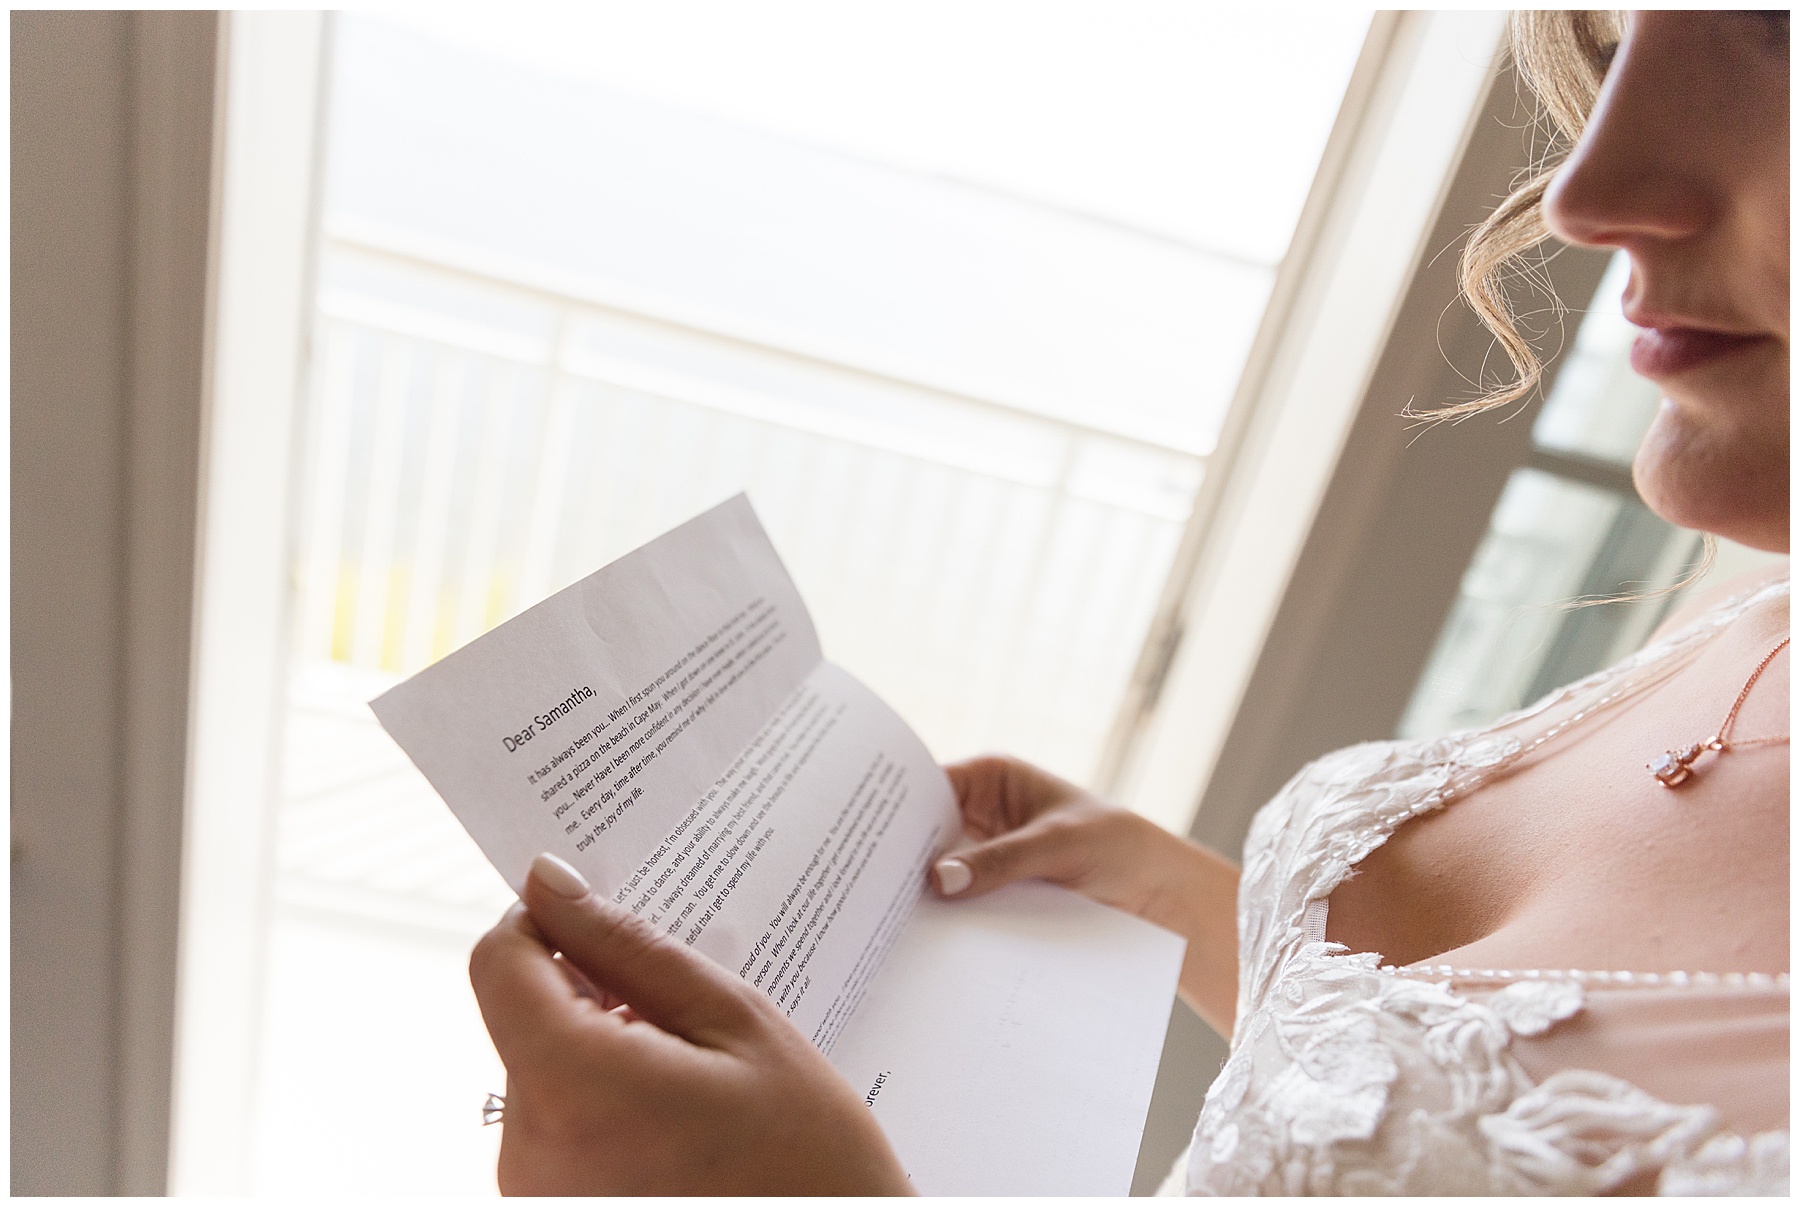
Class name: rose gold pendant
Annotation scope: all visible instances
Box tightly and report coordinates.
[1646,638,1788,790]
[1647,741,1718,788]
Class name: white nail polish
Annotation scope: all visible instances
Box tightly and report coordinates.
[935,857,972,896]
[531,852,591,899]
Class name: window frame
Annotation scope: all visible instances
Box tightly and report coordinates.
[1106,11,1613,854]
[166,11,329,1194]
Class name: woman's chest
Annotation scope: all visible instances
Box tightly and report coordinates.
[1322,679,1789,972]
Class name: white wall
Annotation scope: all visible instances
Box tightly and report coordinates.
[11,12,220,1194]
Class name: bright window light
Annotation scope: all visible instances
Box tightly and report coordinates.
[251,7,1370,1193]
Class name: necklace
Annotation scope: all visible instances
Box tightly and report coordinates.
[1648,636,1790,788]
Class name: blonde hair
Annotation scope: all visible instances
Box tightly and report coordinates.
[1447,12,1718,596]
[1426,11,1625,423]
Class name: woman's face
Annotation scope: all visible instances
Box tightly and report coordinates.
[1543,12,1789,553]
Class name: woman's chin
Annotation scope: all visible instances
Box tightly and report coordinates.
[1633,400,1791,553]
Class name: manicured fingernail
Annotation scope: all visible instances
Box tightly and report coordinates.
[935,857,972,896]
[530,852,591,899]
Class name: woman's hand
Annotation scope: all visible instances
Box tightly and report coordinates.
[938,756,1242,1037]
[937,756,1167,913]
[469,854,914,1196]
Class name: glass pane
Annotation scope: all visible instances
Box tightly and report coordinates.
[1394,461,1793,742]
[299,241,1207,780]
[1531,251,1663,464]
[1402,467,1653,737]
[322,13,1370,457]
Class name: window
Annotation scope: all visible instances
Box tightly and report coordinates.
[244,9,1371,1193]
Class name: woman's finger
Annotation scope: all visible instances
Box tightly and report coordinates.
[942,757,996,828]
[521,854,764,1049]
[552,950,611,1004]
[932,816,1083,899]
[469,902,607,1069]
[944,755,1034,835]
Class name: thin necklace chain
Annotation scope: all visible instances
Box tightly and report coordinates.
[1712,635,1790,750]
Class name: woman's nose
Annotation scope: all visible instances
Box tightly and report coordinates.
[1542,24,1713,250]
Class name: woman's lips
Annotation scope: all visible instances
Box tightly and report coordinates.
[1629,326,1767,378]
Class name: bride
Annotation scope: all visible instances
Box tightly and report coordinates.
[467,11,1789,1195]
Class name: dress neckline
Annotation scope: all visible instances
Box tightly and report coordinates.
[1309,573,1791,989]
[1377,964,1789,990]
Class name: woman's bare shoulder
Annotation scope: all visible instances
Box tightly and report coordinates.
[1647,561,1791,644]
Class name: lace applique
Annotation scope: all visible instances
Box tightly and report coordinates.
[1483,980,1584,1036]
[1659,1129,1791,1196]
[1166,579,1791,1197]
[1477,1069,1720,1193]
[1181,943,1786,1196]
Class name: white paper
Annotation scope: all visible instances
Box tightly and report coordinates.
[371,495,1184,1193]
[829,883,1185,1195]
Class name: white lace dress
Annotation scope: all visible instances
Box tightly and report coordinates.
[1164,579,1791,1196]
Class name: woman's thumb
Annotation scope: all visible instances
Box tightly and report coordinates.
[932,822,1074,899]
[521,852,760,1046]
